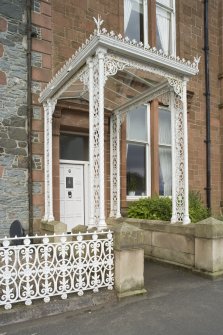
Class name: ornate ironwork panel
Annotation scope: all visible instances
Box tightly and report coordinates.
[0,231,114,310]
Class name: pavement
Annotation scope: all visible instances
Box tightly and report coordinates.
[1,261,223,335]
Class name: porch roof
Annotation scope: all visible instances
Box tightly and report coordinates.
[39,17,200,110]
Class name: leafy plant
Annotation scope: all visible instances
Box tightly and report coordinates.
[127,196,172,221]
[127,192,209,223]
[188,191,209,223]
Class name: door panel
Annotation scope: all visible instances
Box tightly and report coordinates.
[60,164,85,231]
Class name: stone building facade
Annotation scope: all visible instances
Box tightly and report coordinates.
[0,0,223,236]
[0,0,29,236]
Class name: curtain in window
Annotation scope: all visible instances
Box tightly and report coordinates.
[124,0,133,33]
[158,108,171,145]
[127,105,147,142]
[124,0,144,41]
[159,108,171,196]
[156,6,170,54]
[159,147,172,196]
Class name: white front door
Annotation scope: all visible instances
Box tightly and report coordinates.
[60,164,85,232]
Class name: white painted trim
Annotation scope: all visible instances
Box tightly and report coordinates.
[116,114,121,218]
[60,159,89,165]
[109,115,114,217]
[39,30,199,103]
[170,91,177,223]
[43,104,48,222]
[146,104,151,197]
[97,49,107,229]
[87,58,95,228]
[182,80,191,224]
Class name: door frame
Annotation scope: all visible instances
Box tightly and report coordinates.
[60,159,89,227]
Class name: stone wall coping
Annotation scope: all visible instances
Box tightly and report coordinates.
[124,218,195,237]
[107,222,145,250]
[41,220,67,232]
[194,217,223,238]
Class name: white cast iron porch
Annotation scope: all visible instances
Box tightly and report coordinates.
[39,17,200,228]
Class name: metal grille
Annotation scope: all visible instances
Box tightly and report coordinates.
[0,231,114,310]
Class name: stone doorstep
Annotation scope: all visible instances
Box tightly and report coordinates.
[0,289,117,327]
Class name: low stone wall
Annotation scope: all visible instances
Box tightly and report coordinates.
[40,217,223,301]
[125,217,223,278]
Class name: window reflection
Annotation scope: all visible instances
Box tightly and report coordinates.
[127,144,146,196]
[60,134,89,161]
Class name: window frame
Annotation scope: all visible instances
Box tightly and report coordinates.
[156,0,176,55]
[126,104,151,200]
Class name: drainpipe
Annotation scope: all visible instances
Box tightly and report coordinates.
[204,0,211,212]
[27,0,33,235]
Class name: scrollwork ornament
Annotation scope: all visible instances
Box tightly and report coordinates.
[158,91,170,106]
[167,78,183,99]
[104,55,128,80]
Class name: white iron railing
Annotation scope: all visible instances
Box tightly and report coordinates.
[0,231,114,310]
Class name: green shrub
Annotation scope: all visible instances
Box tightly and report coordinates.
[189,191,209,223]
[127,196,172,221]
[127,192,209,223]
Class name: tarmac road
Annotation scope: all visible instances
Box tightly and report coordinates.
[1,261,223,335]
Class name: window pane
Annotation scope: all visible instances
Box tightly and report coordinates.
[60,134,89,161]
[159,146,172,196]
[159,108,171,145]
[127,105,147,142]
[124,0,144,42]
[127,143,146,196]
[156,6,171,53]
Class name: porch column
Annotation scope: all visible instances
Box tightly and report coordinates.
[171,81,190,224]
[170,91,177,223]
[110,113,121,219]
[182,79,190,224]
[43,99,57,222]
[87,58,95,228]
[110,114,114,218]
[97,48,107,229]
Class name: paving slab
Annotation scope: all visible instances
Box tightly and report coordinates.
[1,261,223,335]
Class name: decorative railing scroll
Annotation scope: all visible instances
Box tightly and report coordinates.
[0,231,114,310]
